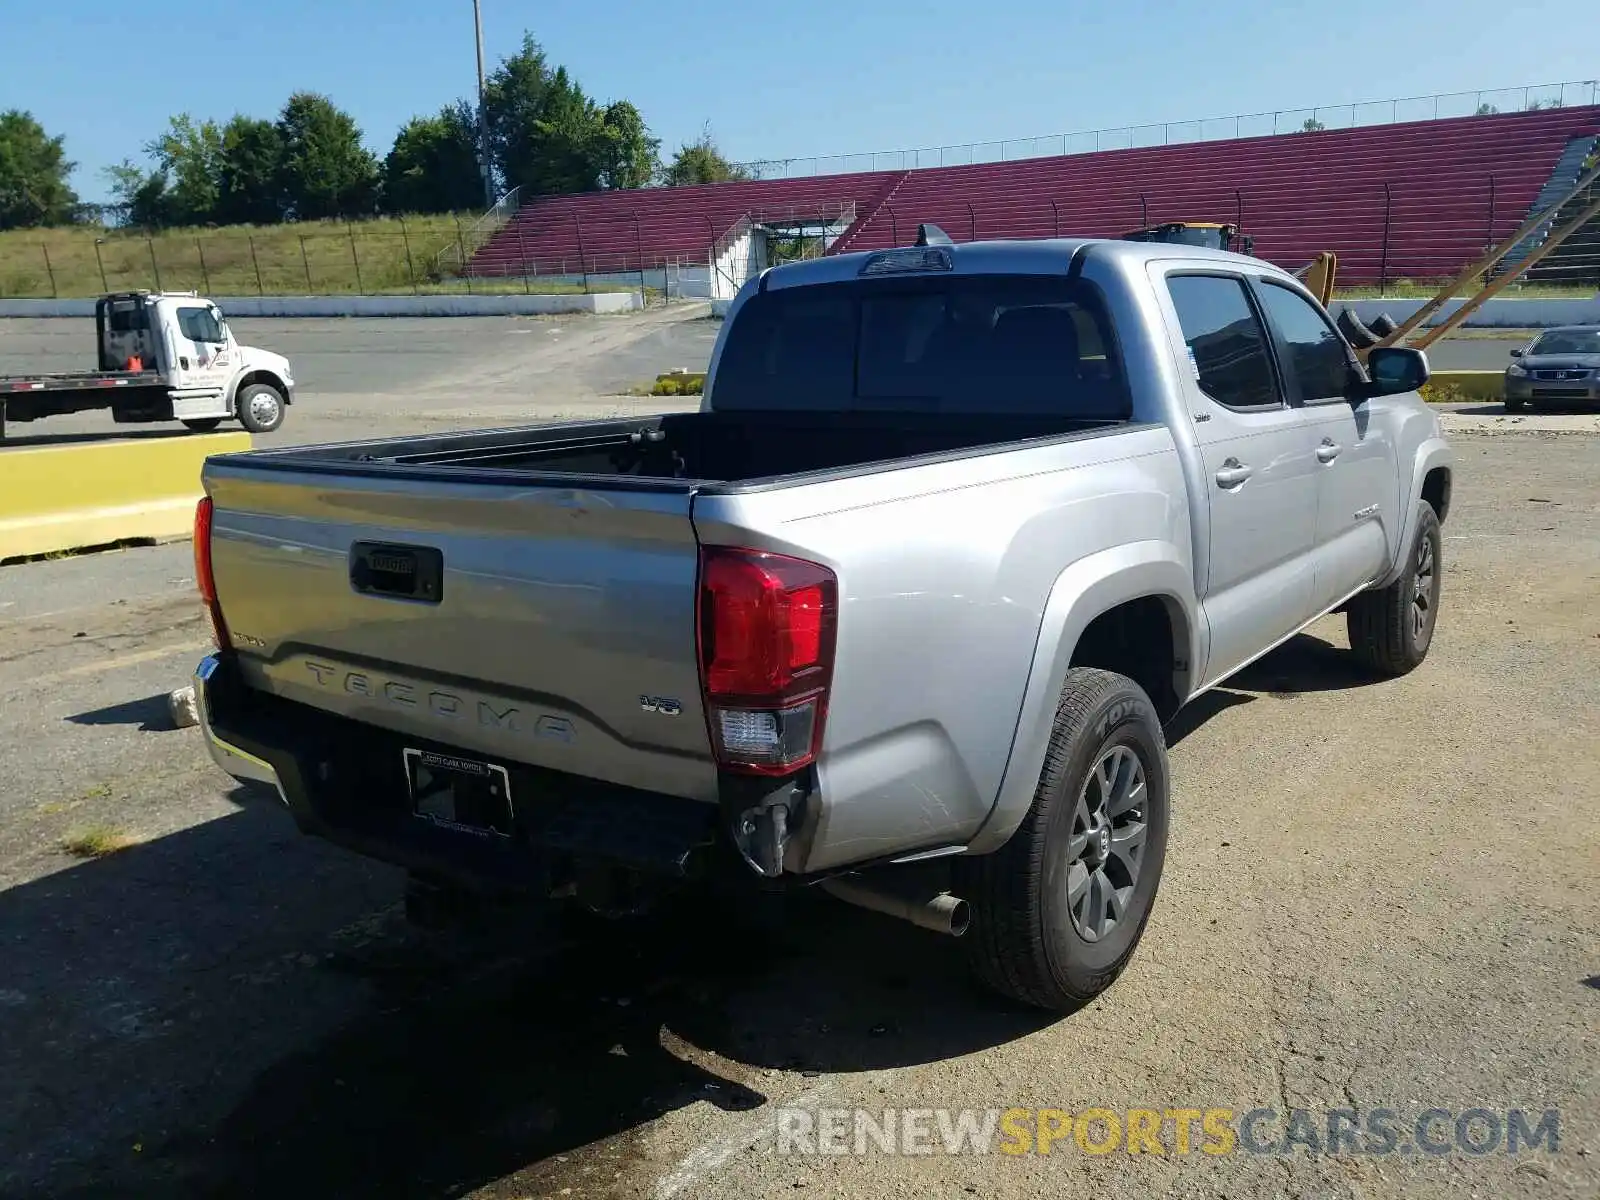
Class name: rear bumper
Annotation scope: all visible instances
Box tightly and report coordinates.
[193,653,721,893]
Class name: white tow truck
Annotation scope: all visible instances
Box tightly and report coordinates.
[0,291,294,439]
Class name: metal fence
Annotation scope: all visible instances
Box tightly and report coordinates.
[0,219,660,300]
[731,80,1600,181]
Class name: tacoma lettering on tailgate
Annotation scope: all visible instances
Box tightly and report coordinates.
[303,661,575,743]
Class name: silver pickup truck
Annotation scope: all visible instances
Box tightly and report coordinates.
[191,232,1453,1010]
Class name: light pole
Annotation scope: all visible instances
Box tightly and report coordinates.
[474,0,493,207]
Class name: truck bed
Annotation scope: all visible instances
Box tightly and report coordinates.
[200,406,1133,811]
[0,370,158,393]
[229,409,1123,491]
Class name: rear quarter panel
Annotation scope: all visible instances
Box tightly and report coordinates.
[692,425,1192,872]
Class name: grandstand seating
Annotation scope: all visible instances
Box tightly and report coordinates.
[468,105,1600,286]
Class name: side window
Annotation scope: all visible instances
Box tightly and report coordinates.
[176,305,224,345]
[1165,275,1280,410]
[1255,281,1356,403]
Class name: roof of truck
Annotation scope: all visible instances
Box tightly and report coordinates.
[760,236,1277,291]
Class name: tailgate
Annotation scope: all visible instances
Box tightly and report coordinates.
[204,464,717,802]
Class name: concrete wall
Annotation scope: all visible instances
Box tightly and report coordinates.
[0,292,644,319]
[711,228,767,301]
[0,430,252,561]
[495,264,712,301]
[1344,296,1600,328]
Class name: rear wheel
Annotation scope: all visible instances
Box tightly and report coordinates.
[236,383,285,434]
[959,668,1170,1011]
[181,418,223,432]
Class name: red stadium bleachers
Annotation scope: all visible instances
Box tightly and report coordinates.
[468,105,1600,286]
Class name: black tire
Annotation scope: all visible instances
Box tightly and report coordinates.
[1503,396,1527,413]
[959,668,1170,1011]
[181,418,223,432]
[1336,307,1379,349]
[236,383,286,434]
[1346,499,1442,677]
[1368,312,1399,338]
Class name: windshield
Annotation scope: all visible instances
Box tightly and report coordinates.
[711,274,1129,418]
[1527,329,1600,356]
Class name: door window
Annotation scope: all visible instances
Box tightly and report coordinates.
[1165,275,1281,411]
[1255,281,1357,404]
[176,305,225,345]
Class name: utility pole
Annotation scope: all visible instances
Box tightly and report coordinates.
[474,0,493,207]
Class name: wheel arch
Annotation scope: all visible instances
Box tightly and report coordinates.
[229,369,291,408]
[965,542,1197,855]
[1376,439,1453,588]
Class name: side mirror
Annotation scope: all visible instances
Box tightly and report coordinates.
[1509,347,1524,358]
[1361,346,1429,398]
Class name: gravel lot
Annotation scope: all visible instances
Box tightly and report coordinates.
[0,311,1596,1199]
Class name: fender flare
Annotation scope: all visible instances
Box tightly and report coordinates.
[1375,438,1453,588]
[228,369,292,410]
[965,541,1199,855]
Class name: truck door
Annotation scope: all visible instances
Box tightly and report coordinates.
[1250,279,1400,612]
[166,302,233,418]
[1157,269,1322,687]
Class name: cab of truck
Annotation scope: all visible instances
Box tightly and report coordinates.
[95,291,294,432]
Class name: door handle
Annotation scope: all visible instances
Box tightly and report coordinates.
[1214,459,1253,488]
[1316,438,1342,463]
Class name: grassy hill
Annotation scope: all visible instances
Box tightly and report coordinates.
[0,215,623,298]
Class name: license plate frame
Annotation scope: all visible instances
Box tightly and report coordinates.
[403,747,515,839]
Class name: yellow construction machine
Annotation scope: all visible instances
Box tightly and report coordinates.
[1120,221,1254,255]
[1120,221,1338,306]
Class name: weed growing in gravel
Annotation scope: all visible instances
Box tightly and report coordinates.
[61,826,139,858]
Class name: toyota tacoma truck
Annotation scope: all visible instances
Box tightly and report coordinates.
[190,229,1453,1011]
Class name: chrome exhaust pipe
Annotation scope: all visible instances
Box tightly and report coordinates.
[819,876,971,938]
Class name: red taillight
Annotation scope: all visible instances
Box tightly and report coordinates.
[193,497,231,650]
[697,547,837,775]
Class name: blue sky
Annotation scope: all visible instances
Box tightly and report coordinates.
[6,0,1598,203]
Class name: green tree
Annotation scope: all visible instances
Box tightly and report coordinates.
[217,115,284,224]
[528,66,606,194]
[102,159,170,228]
[660,126,751,187]
[483,34,659,196]
[382,103,483,213]
[0,110,80,229]
[592,100,658,190]
[275,92,380,220]
[148,113,224,225]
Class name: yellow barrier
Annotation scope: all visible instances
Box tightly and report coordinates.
[0,432,251,560]
[1422,370,1504,402]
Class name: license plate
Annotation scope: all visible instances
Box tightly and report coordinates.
[403,748,514,838]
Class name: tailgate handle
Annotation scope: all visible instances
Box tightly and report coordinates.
[350,542,444,603]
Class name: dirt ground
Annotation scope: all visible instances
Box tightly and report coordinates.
[0,311,1595,1199]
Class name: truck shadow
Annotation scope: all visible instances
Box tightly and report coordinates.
[5,792,1047,1200]
[66,693,176,732]
[1165,630,1380,747]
